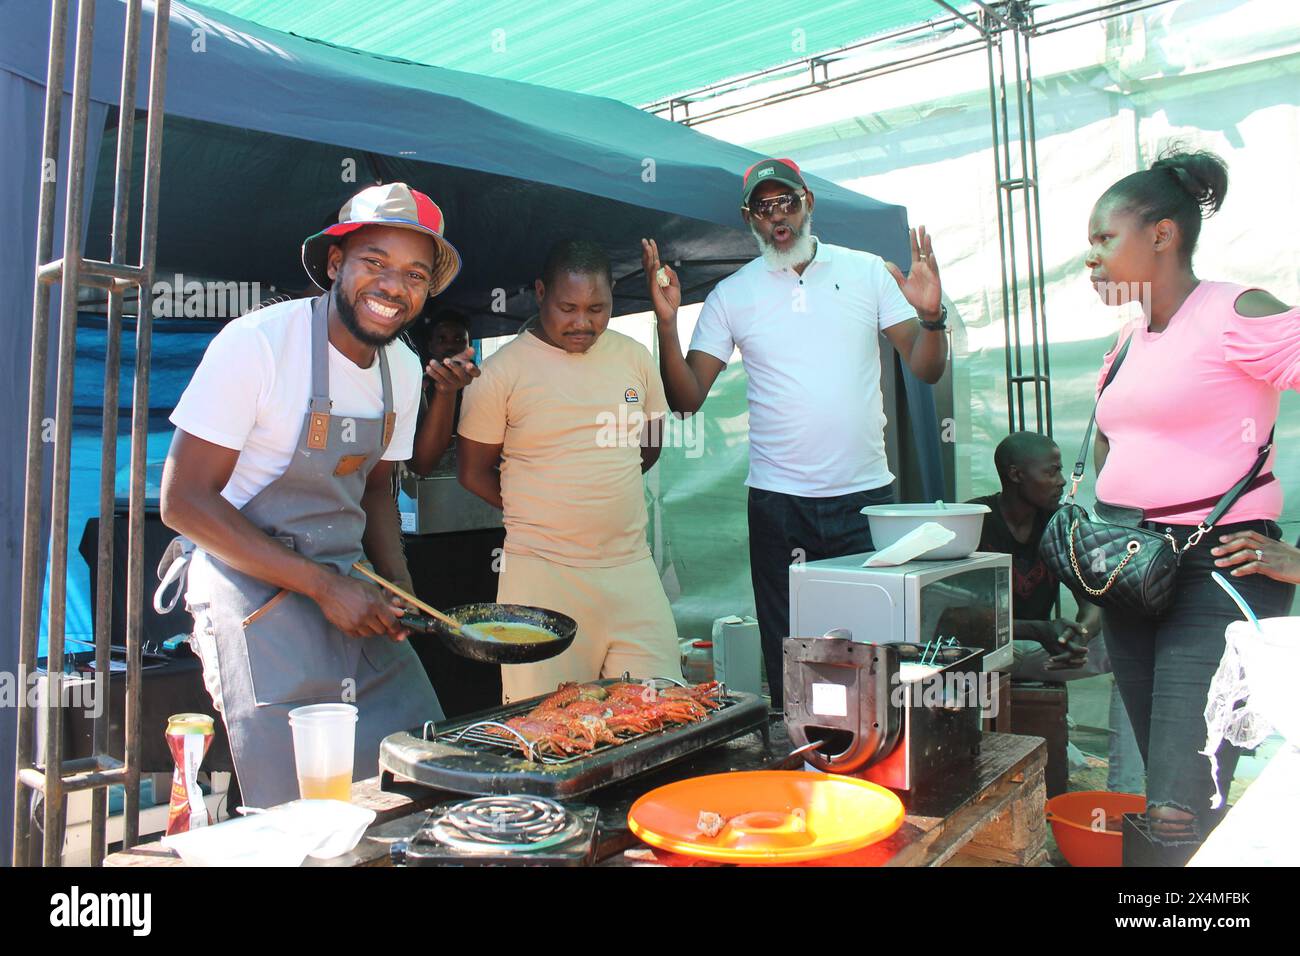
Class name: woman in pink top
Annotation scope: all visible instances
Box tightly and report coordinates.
[1086,149,1298,856]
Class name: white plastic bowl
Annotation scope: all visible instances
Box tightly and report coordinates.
[860,502,990,560]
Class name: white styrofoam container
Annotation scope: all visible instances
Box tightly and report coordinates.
[161,800,376,867]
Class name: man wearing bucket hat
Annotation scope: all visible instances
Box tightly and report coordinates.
[158,182,477,808]
[642,157,949,712]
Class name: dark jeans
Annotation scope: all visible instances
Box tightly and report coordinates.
[1103,519,1294,844]
[748,484,895,710]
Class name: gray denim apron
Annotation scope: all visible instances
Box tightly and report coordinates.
[158,295,442,808]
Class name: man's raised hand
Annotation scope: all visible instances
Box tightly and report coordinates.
[885,226,943,320]
[641,238,681,326]
[425,346,480,394]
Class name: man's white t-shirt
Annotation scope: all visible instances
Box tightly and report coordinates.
[170,296,423,509]
[688,240,915,497]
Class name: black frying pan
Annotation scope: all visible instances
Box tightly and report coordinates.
[401,602,577,665]
[353,562,576,665]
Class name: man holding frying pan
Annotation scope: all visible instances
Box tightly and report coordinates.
[157,183,477,808]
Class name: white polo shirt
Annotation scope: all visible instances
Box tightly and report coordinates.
[688,240,915,497]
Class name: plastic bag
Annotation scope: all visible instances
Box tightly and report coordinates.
[1202,617,1300,808]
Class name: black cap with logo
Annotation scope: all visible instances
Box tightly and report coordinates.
[741,157,807,205]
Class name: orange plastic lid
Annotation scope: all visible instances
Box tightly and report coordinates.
[627,770,905,864]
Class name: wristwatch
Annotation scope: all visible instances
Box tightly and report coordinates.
[919,305,948,331]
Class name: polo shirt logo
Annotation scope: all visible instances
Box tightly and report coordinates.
[624,387,640,403]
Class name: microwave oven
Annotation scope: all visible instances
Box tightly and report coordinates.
[788,551,1013,672]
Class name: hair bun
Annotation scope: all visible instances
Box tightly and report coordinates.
[1152,149,1228,218]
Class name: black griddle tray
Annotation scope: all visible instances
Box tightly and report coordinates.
[379,684,769,799]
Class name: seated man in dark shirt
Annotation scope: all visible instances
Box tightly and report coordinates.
[968,431,1102,676]
[970,431,1145,792]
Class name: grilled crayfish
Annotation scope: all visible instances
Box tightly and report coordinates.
[486,679,725,760]
[484,715,597,758]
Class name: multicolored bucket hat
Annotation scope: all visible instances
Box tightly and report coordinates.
[301,182,461,296]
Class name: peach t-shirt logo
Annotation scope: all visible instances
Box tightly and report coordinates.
[624,387,640,403]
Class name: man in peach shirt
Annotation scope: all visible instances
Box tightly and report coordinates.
[457,240,683,702]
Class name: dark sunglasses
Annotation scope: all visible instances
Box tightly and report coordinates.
[744,191,804,220]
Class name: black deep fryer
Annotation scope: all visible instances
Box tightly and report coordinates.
[783,638,984,792]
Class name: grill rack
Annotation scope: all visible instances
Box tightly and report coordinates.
[423,675,735,766]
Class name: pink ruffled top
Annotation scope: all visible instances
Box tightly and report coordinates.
[1094,281,1300,525]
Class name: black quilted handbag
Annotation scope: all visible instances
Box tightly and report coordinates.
[1040,338,1276,617]
[1041,501,1182,616]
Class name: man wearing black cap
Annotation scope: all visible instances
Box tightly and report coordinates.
[642,158,948,711]
[157,182,477,807]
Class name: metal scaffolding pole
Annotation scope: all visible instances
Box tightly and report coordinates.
[123,0,172,851]
[1021,19,1054,436]
[986,19,1020,434]
[89,0,142,867]
[641,12,975,124]
[985,1,1052,437]
[13,0,69,871]
[13,0,170,867]
[39,0,96,870]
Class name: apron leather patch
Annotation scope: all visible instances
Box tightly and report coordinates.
[382,411,396,449]
[308,412,330,450]
[334,454,369,477]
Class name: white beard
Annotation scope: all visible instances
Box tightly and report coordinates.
[751,215,816,271]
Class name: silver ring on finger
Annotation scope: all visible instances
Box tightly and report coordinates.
[1255,549,1265,562]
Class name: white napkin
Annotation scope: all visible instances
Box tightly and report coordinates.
[162,800,376,867]
[863,522,957,567]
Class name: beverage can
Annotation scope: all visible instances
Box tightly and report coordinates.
[684,641,714,684]
[165,713,215,836]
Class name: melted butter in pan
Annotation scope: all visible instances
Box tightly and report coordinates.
[473,622,559,644]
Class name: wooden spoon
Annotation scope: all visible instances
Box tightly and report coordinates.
[350,562,480,637]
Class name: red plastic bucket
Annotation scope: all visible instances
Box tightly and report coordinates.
[1045,790,1146,867]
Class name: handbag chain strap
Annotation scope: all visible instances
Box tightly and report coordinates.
[1067,521,1140,596]
[1068,330,1276,554]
